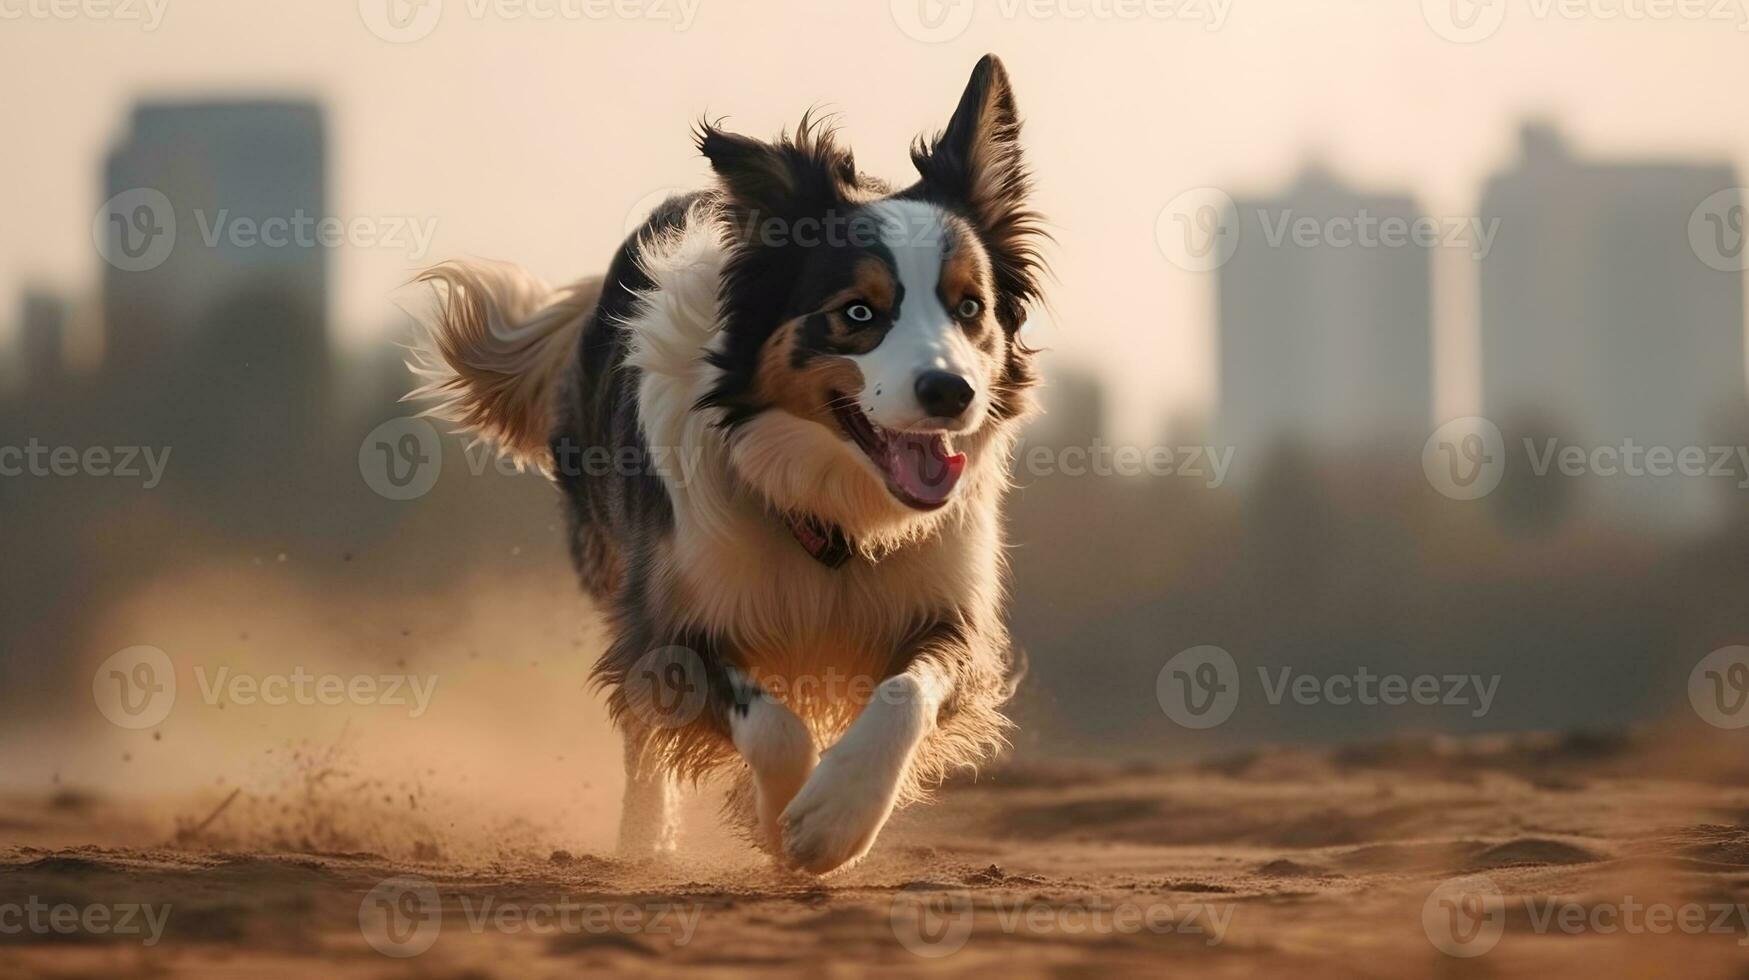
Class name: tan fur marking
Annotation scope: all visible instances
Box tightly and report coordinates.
[939,224,996,347]
[849,256,897,315]
[754,321,864,424]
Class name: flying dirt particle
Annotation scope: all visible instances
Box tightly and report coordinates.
[153,732,161,741]
[342,552,354,562]
[401,628,411,637]
[276,553,287,563]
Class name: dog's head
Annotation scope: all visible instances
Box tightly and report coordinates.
[697,55,1045,545]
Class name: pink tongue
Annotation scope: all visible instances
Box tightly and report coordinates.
[886,432,967,506]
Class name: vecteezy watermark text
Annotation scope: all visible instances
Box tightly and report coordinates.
[193,666,438,718]
[1018,440,1234,487]
[93,646,440,730]
[95,188,439,273]
[1157,646,1501,729]
[0,898,171,946]
[359,418,713,501]
[0,440,171,488]
[1423,0,1749,44]
[358,876,702,958]
[0,0,169,29]
[1157,188,1500,272]
[1423,417,1749,501]
[357,0,700,43]
[1424,874,1749,957]
[889,890,1234,957]
[890,0,1231,43]
[192,210,438,260]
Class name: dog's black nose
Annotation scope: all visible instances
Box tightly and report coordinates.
[914,370,975,420]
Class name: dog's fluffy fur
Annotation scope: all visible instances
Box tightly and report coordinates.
[409,55,1044,873]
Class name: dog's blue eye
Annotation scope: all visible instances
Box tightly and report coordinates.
[845,303,875,323]
[956,298,982,319]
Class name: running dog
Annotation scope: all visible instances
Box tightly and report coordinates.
[409,55,1044,874]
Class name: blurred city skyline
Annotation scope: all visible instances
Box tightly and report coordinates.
[6,82,1749,763]
[7,0,1749,440]
[15,97,1744,485]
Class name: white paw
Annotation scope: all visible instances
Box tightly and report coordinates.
[729,690,818,857]
[779,751,900,874]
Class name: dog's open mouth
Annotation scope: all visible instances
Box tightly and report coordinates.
[830,395,967,510]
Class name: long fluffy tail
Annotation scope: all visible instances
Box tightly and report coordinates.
[405,260,602,472]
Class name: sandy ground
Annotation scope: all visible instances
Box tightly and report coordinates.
[3,731,1748,979]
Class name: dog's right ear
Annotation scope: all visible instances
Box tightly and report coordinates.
[696,112,856,224]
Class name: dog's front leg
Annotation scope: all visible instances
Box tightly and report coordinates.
[779,646,956,874]
[726,669,818,855]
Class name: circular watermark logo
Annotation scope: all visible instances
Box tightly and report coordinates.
[359,417,443,501]
[1157,645,1239,729]
[890,889,974,958]
[1422,874,1505,957]
[1688,188,1749,272]
[623,186,692,238]
[1423,416,1506,501]
[889,0,975,42]
[1689,645,1749,730]
[1422,0,1507,43]
[622,645,710,730]
[356,0,444,41]
[93,646,177,729]
[360,875,442,957]
[93,188,176,273]
[358,0,443,41]
[1156,188,1239,272]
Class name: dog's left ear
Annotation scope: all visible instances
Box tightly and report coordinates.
[697,112,857,230]
[912,54,1044,329]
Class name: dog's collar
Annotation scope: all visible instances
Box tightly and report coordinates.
[785,513,855,569]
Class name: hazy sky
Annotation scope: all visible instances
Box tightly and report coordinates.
[5,0,1749,437]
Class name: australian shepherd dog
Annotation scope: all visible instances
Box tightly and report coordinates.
[408,55,1044,874]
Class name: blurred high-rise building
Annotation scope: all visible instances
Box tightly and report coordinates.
[101,100,329,372]
[1479,123,1745,531]
[1216,165,1434,467]
[19,289,68,387]
[97,100,330,482]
